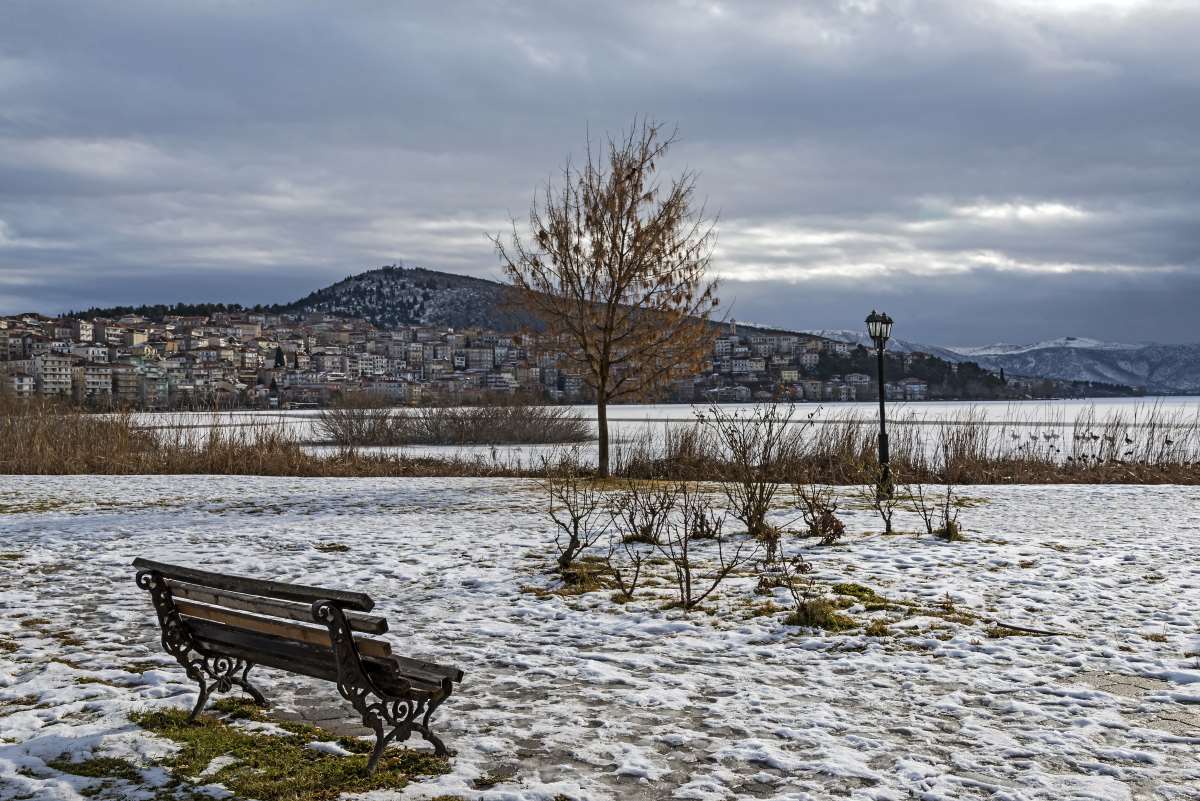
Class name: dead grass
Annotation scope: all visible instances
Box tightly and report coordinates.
[317,402,592,446]
[3,398,1198,484]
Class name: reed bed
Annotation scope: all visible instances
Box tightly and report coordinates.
[1,397,1197,483]
[613,404,1200,485]
[0,398,565,477]
[315,404,592,447]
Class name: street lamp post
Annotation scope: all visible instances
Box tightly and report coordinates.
[865,310,894,495]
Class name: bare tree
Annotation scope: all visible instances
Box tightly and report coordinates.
[495,120,720,477]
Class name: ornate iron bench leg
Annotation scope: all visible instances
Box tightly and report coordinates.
[236,662,268,707]
[188,679,211,722]
[415,682,452,756]
[187,658,269,721]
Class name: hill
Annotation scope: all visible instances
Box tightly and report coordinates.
[275,265,532,330]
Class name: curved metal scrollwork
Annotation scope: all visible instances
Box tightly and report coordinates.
[312,600,451,774]
[135,570,267,720]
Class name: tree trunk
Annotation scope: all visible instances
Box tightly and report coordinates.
[596,397,610,478]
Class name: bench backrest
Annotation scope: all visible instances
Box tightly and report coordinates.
[133,557,394,682]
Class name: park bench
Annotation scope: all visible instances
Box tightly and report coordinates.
[132,557,464,774]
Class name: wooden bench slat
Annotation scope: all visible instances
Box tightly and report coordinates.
[175,598,392,659]
[133,558,374,611]
[387,654,464,684]
[191,631,339,683]
[192,627,444,694]
[368,662,446,694]
[167,580,388,635]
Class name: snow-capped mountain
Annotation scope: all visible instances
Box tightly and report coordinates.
[953,337,1143,357]
[800,329,970,363]
[806,330,1200,393]
[952,341,1200,394]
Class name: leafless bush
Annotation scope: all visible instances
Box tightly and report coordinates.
[542,469,610,575]
[318,403,592,446]
[936,478,964,542]
[767,547,855,631]
[858,466,901,534]
[656,487,757,612]
[609,480,679,544]
[905,480,938,536]
[603,533,648,601]
[696,403,809,558]
[794,483,846,545]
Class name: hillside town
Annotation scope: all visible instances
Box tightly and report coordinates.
[0,309,1114,409]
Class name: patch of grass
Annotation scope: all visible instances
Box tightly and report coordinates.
[51,657,89,669]
[985,625,1049,638]
[19,616,51,628]
[0,695,41,713]
[831,582,881,602]
[784,599,857,632]
[1142,631,1168,643]
[131,703,449,801]
[0,552,23,561]
[314,542,350,553]
[937,522,966,542]
[0,636,17,654]
[864,619,891,637]
[74,676,120,687]
[743,601,783,619]
[472,767,517,789]
[46,755,142,782]
[558,558,610,594]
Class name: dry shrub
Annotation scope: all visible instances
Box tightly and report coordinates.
[769,555,855,632]
[542,469,609,575]
[656,485,757,612]
[696,403,811,560]
[317,403,591,446]
[614,403,1200,486]
[609,480,678,544]
[794,483,845,545]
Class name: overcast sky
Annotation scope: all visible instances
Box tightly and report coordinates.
[1,1,1197,346]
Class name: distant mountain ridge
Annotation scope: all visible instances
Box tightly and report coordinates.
[959,342,1200,394]
[800,329,969,364]
[811,330,1200,394]
[953,336,1144,357]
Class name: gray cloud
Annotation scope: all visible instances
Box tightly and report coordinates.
[1,0,1197,344]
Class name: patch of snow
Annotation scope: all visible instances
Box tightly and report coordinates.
[1,476,1199,799]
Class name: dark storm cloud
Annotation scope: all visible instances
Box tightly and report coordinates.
[0,0,1197,344]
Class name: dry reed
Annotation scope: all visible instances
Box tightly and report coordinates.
[2,397,1197,483]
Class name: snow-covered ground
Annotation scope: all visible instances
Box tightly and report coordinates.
[1,476,1199,800]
